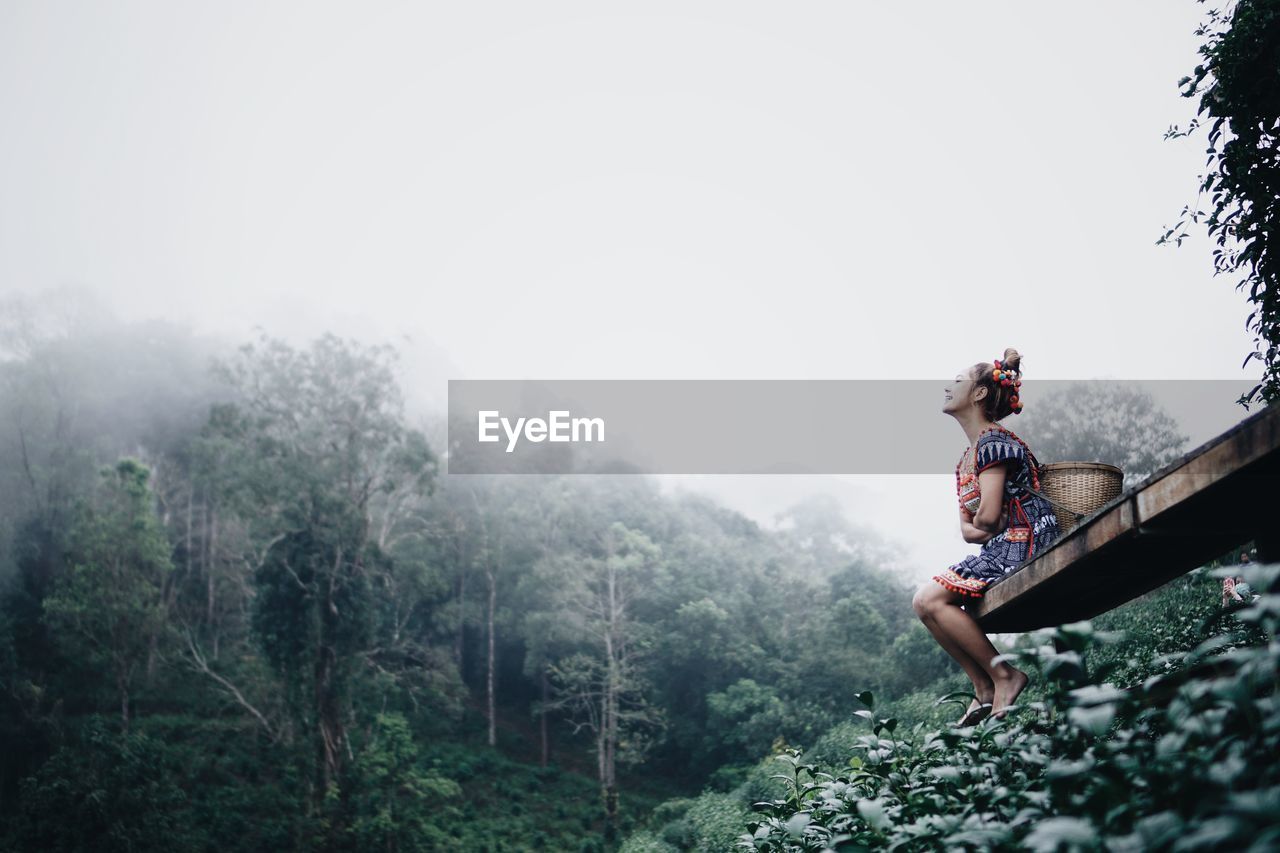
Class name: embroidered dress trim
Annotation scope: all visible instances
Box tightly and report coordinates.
[932,568,989,598]
[958,478,981,515]
[975,427,1027,474]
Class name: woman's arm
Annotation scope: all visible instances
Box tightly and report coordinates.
[970,464,1010,534]
[959,507,991,543]
[959,506,1004,544]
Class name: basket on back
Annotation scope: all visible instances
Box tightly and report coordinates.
[1038,462,1124,533]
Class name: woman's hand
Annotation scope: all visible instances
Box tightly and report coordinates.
[961,498,1010,545]
[960,506,1005,544]
[963,521,1001,544]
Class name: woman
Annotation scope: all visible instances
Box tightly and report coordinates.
[912,348,1060,725]
[1223,553,1252,606]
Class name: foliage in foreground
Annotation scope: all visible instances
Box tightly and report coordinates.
[742,564,1280,852]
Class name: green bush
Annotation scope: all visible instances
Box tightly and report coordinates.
[619,830,681,853]
[11,717,194,853]
[870,675,969,733]
[685,792,753,852]
[740,564,1280,851]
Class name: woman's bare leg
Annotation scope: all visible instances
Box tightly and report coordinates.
[913,584,994,718]
[913,582,1028,718]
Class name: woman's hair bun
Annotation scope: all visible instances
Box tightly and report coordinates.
[1001,348,1022,374]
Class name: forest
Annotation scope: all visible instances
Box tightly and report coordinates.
[0,310,941,851]
[0,305,1273,852]
[3,2,1280,846]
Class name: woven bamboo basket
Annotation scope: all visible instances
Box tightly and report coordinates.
[1038,462,1124,533]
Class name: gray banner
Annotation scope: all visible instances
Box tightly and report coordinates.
[446,379,1261,476]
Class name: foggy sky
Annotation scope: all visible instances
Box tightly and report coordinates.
[1,2,1260,581]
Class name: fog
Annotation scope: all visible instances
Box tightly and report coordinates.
[1,1,1261,580]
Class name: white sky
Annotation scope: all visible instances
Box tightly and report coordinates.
[1,2,1262,584]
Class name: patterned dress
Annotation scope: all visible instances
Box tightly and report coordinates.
[932,424,1061,598]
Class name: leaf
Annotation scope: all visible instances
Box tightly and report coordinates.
[1045,757,1096,779]
[856,798,890,832]
[1068,684,1125,705]
[929,766,962,783]
[1023,817,1099,852]
[1067,702,1116,736]
[784,813,811,838]
[934,691,978,709]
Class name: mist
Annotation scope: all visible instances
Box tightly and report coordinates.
[1,3,1274,850]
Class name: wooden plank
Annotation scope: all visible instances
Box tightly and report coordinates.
[971,403,1280,633]
[971,499,1136,631]
[1137,405,1280,522]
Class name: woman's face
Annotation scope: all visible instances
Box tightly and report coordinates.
[942,366,980,415]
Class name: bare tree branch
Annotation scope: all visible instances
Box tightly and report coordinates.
[182,627,278,741]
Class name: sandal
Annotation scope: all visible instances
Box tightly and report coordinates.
[954,699,993,727]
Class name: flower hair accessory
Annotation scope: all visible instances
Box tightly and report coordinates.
[991,358,1023,414]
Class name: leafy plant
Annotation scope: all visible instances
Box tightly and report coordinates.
[1159,0,1280,407]
[741,565,1280,851]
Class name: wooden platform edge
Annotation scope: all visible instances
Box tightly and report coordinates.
[971,402,1280,630]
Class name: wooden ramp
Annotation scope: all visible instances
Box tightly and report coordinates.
[972,403,1280,633]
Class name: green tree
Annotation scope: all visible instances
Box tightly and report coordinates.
[43,459,172,732]
[539,521,669,842]
[704,679,788,762]
[1014,382,1188,487]
[209,334,437,820]
[345,712,462,852]
[12,717,191,853]
[885,621,957,696]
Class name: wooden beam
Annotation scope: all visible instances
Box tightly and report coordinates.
[972,403,1280,633]
[1136,403,1280,523]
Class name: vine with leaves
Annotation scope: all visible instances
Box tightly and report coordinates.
[1159,0,1280,407]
